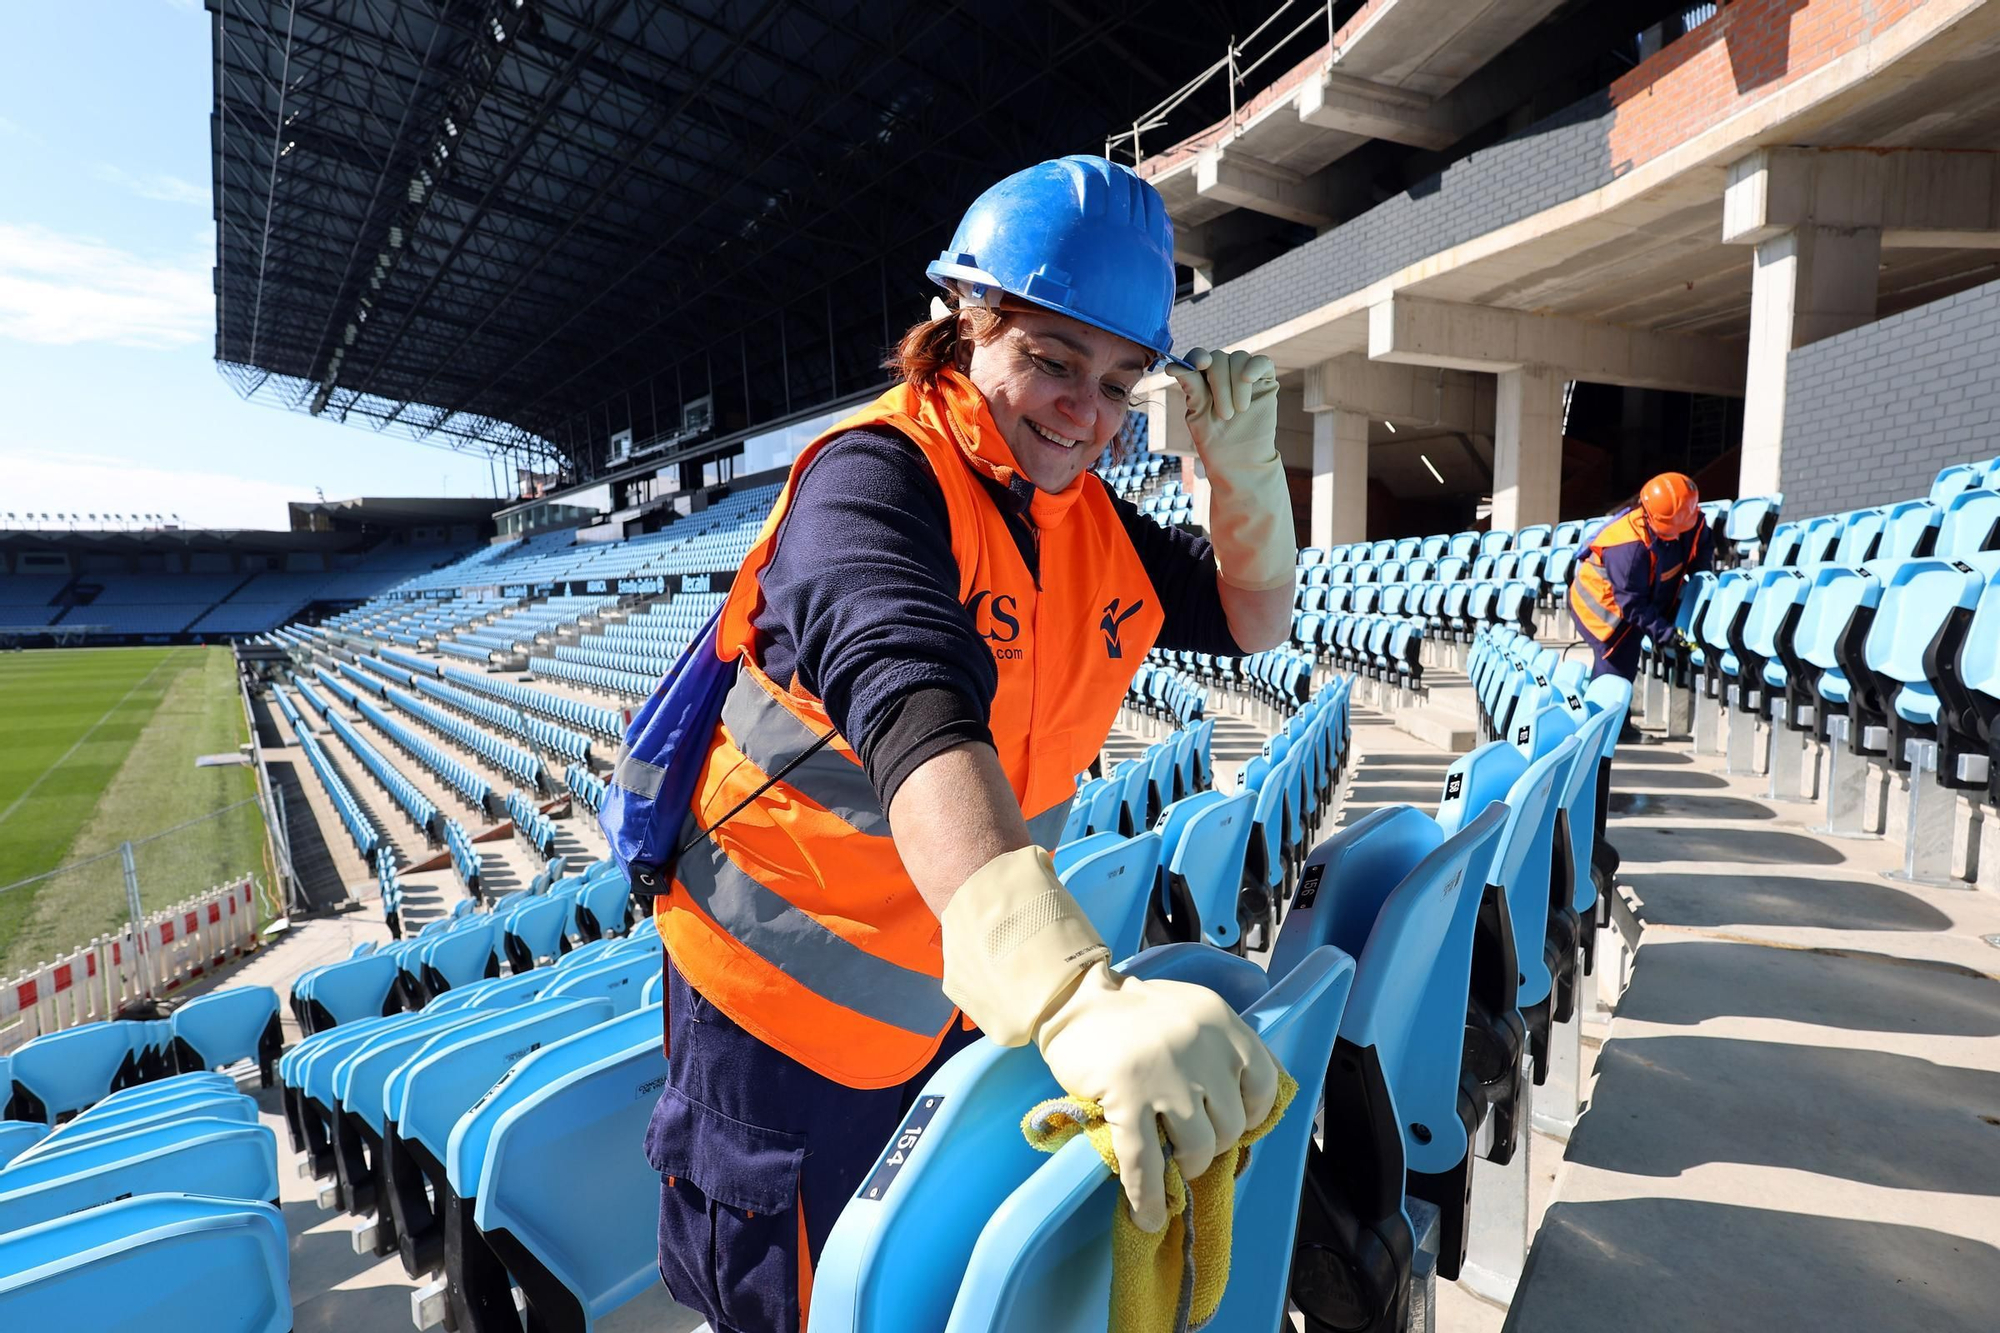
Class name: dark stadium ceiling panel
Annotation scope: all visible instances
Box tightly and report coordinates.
[212,0,1301,476]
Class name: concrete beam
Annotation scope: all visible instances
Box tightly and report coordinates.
[1724,147,2000,245]
[1196,147,1336,229]
[1302,354,1491,433]
[1367,295,1745,396]
[1298,68,1456,151]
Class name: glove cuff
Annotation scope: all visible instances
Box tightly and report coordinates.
[941,847,1110,1047]
[1206,450,1298,593]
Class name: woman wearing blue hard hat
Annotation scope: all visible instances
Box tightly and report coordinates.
[645,154,1299,1331]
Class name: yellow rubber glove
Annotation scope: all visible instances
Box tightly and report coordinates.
[942,847,1282,1233]
[1164,347,1297,592]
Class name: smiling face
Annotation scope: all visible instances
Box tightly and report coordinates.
[956,306,1151,494]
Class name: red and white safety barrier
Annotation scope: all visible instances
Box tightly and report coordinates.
[0,878,260,1054]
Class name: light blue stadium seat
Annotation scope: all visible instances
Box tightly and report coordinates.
[382,998,617,1275]
[1059,779,1106,847]
[4,1022,134,1125]
[1876,499,1942,562]
[809,946,1271,1333]
[572,872,634,943]
[284,1014,413,1179]
[1430,743,1534,1170]
[0,1122,47,1171]
[418,915,502,1001]
[471,1012,667,1331]
[11,1090,258,1166]
[297,949,401,1032]
[1861,558,1985,758]
[1799,564,1886,720]
[943,946,1356,1333]
[443,1003,665,1331]
[1556,707,1621,962]
[0,1194,289,1333]
[1737,566,1810,697]
[1929,461,1983,507]
[1935,487,2000,559]
[466,966,560,1010]
[1052,829,1121,876]
[0,1120,279,1234]
[538,949,659,1013]
[170,985,283,1086]
[1057,831,1161,963]
[327,1008,499,1217]
[1273,799,1508,1291]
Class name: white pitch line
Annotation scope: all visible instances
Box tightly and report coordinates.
[0,650,181,831]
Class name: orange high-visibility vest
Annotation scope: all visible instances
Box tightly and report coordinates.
[655,370,1166,1089]
[1568,509,1705,644]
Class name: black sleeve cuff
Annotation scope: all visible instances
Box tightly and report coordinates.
[858,685,996,813]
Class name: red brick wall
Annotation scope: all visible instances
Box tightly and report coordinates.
[1606,0,1926,172]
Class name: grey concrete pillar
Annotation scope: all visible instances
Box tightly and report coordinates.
[1311,408,1369,549]
[1738,224,1881,497]
[1492,366,1564,533]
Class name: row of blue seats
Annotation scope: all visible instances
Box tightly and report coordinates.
[506,790,557,860]
[299,678,447,842]
[527,653,657,698]
[1126,661,1207,729]
[357,695,497,813]
[2,986,283,1126]
[379,854,404,929]
[1297,611,1426,688]
[1296,491,1778,569]
[808,672,1630,1329]
[388,685,545,791]
[1759,485,1999,570]
[1669,552,2000,803]
[281,938,665,1329]
[444,819,482,898]
[567,762,608,815]
[289,862,633,1036]
[1,996,288,1313]
[440,664,625,741]
[551,642,671,676]
[439,640,497,664]
[1066,721,1219,847]
[297,727,384,866]
[1296,544,1578,603]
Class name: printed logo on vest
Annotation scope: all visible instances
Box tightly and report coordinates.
[1099,597,1146,659]
[964,589,1023,658]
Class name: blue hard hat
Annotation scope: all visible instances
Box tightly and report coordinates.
[927,155,1184,369]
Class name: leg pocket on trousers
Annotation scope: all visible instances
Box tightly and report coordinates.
[647,1083,807,1332]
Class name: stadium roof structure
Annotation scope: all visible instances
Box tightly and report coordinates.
[212,0,1293,481]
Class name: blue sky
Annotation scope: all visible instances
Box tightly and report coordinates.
[0,0,499,530]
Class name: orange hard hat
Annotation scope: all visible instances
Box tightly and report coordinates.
[1640,472,1700,537]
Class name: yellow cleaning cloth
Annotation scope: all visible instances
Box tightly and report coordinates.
[1022,1070,1298,1333]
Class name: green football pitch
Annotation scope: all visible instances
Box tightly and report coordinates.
[0,646,269,975]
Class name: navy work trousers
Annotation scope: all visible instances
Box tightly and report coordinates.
[645,955,979,1333]
[1570,605,1643,682]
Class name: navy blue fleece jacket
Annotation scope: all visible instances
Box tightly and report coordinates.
[749,428,1241,809]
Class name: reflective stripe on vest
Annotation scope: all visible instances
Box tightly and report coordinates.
[674,828,957,1038]
[720,671,888,837]
[1569,512,1649,644]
